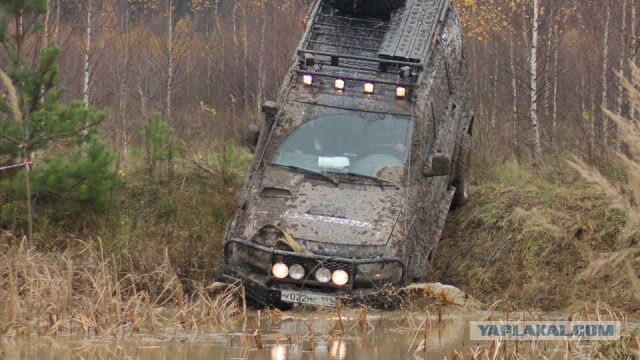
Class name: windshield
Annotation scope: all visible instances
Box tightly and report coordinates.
[273,111,412,183]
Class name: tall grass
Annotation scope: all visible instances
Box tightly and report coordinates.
[567,61,640,304]
[0,237,241,336]
[430,160,638,311]
[0,141,252,335]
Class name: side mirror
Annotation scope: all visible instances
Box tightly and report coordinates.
[246,123,260,151]
[422,152,451,177]
[247,101,279,153]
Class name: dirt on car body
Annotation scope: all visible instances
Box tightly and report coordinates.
[220,0,473,309]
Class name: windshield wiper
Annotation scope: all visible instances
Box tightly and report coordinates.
[325,170,398,188]
[270,163,339,185]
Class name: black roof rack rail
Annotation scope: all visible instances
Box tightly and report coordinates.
[297,49,423,68]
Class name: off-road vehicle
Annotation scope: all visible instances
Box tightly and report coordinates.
[220,0,473,308]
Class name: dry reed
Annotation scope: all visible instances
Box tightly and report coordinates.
[0,237,241,337]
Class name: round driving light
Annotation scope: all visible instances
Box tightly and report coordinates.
[314,267,331,283]
[332,269,349,286]
[272,262,289,279]
[289,264,305,280]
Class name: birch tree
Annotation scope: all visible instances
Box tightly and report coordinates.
[83,0,93,107]
[529,0,542,159]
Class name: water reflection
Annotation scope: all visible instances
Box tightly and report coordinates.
[0,311,576,359]
[271,344,288,360]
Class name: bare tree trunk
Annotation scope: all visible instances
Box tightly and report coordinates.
[591,77,597,160]
[552,29,559,148]
[530,0,542,159]
[206,24,212,101]
[54,0,61,39]
[616,0,628,150]
[232,1,239,70]
[510,35,519,150]
[44,0,50,45]
[544,27,552,126]
[631,0,637,121]
[580,76,587,154]
[490,42,498,131]
[242,0,249,108]
[119,3,130,156]
[83,0,92,108]
[601,4,611,147]
[166,0,174,125]
[257,0,267,113]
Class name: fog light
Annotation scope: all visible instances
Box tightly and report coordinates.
[363,82,374,94]
[314,267,331,283]
[272,262,289,279]
[334,78,345,90]
[396,86,407,98]
[332,269,349,286]
[303,74,313,86]
[289,264,305,280]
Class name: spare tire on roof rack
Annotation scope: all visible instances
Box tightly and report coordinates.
[326,0,407,18]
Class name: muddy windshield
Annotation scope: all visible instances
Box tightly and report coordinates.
[273,112,412,183]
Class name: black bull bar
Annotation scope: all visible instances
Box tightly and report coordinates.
[222,238,407,292]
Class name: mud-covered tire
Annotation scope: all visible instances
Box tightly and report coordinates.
[327,0,407,17]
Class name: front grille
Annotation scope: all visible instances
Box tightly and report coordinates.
[223,238,406,291]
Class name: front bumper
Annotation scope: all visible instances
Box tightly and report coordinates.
[221,238,407,308]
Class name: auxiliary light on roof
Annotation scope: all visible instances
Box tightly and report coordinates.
[363,82,375,94]
[396,86,407,98]
[302,74,314,86]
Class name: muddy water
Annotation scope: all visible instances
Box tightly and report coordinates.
[0,310,580,359]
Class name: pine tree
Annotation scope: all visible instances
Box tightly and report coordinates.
[0,0,115,239]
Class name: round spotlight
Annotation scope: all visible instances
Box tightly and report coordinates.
[332,270,349,286]
[272,262,289,279]
[314,267,332,283]
[289,264,305,280]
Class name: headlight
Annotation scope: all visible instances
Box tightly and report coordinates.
[314,267,331,283]
[331,270,349,286]
[289,264,305,280]
[272,262,289,279]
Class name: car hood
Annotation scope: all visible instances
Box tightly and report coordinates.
[253,170,405,247]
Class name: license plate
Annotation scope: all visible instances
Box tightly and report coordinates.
[280,290,336,307]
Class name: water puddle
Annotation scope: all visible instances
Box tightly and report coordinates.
[1,309,598,359]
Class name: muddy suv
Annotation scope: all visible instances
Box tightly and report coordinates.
[220,0,473,308]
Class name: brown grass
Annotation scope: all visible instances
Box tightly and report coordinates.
[429,160,639,312]
[0,237,242,337]
[567,62,640,307]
